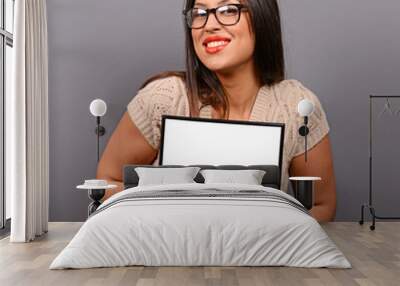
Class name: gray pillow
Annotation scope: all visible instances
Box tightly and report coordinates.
[135,167,201,186]
[200,169,266,185]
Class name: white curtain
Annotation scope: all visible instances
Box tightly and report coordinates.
[9,0,49,242]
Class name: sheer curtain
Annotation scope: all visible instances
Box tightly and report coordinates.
[9,0,49,242]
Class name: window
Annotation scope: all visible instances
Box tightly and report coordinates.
[1,0,14,232]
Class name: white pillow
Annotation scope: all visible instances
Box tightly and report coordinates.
[200,169,266,185]
[135,167,201,186]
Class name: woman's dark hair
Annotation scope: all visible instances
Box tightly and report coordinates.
[140,0,285,119]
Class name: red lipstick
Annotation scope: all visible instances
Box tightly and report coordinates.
[203,36,231,54]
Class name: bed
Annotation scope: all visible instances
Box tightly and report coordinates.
[49,164,350,269]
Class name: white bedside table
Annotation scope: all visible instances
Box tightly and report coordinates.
[289,176,321,210]
[77,183,117,216]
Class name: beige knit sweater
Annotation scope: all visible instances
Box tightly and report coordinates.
[127,76,330,193]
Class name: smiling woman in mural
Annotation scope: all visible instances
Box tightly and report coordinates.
[97,0,337,222]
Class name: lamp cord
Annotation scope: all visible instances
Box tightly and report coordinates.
[305,133,308,162]
[304,116,308,162]
[97,116,100,163]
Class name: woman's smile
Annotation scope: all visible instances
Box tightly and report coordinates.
[203,36,231,54]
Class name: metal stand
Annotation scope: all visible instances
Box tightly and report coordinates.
[359,95,400,230]
[87,189,105,216]
[292,180,314,210]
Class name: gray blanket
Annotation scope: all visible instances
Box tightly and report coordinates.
[92,188,309,218]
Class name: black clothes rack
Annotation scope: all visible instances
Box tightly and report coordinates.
[359,95,400,230]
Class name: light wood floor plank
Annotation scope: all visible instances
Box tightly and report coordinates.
[0,222,399,286]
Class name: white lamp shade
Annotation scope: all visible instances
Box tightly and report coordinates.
[89,99,107,117]
[297,99,314,117]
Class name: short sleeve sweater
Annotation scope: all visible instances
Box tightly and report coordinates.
[127,76,330,193]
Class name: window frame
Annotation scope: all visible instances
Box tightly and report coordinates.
[0,0,14,231]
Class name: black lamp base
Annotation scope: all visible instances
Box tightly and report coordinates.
[298,126,309,136]
[95,125,106,136]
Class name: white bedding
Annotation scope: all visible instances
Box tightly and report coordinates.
[50,183,351,269]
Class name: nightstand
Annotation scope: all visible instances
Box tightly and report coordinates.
[77,184,117,216]
[289,176,321,210]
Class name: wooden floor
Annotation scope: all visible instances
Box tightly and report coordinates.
[0,222,399,286]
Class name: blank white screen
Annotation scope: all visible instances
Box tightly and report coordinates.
[161,117,284,166]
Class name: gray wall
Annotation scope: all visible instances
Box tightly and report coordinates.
[47,0,400,221]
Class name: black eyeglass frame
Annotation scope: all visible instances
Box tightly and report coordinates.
[182,4,249,29]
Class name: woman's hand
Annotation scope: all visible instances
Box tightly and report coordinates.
[96,112,158,201]
[289,134,337,222]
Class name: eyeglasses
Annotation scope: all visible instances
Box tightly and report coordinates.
[183,4,249,29]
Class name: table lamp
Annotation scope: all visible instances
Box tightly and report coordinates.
[89,99,107,162]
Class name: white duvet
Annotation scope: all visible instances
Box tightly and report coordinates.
[50,183,351,269]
